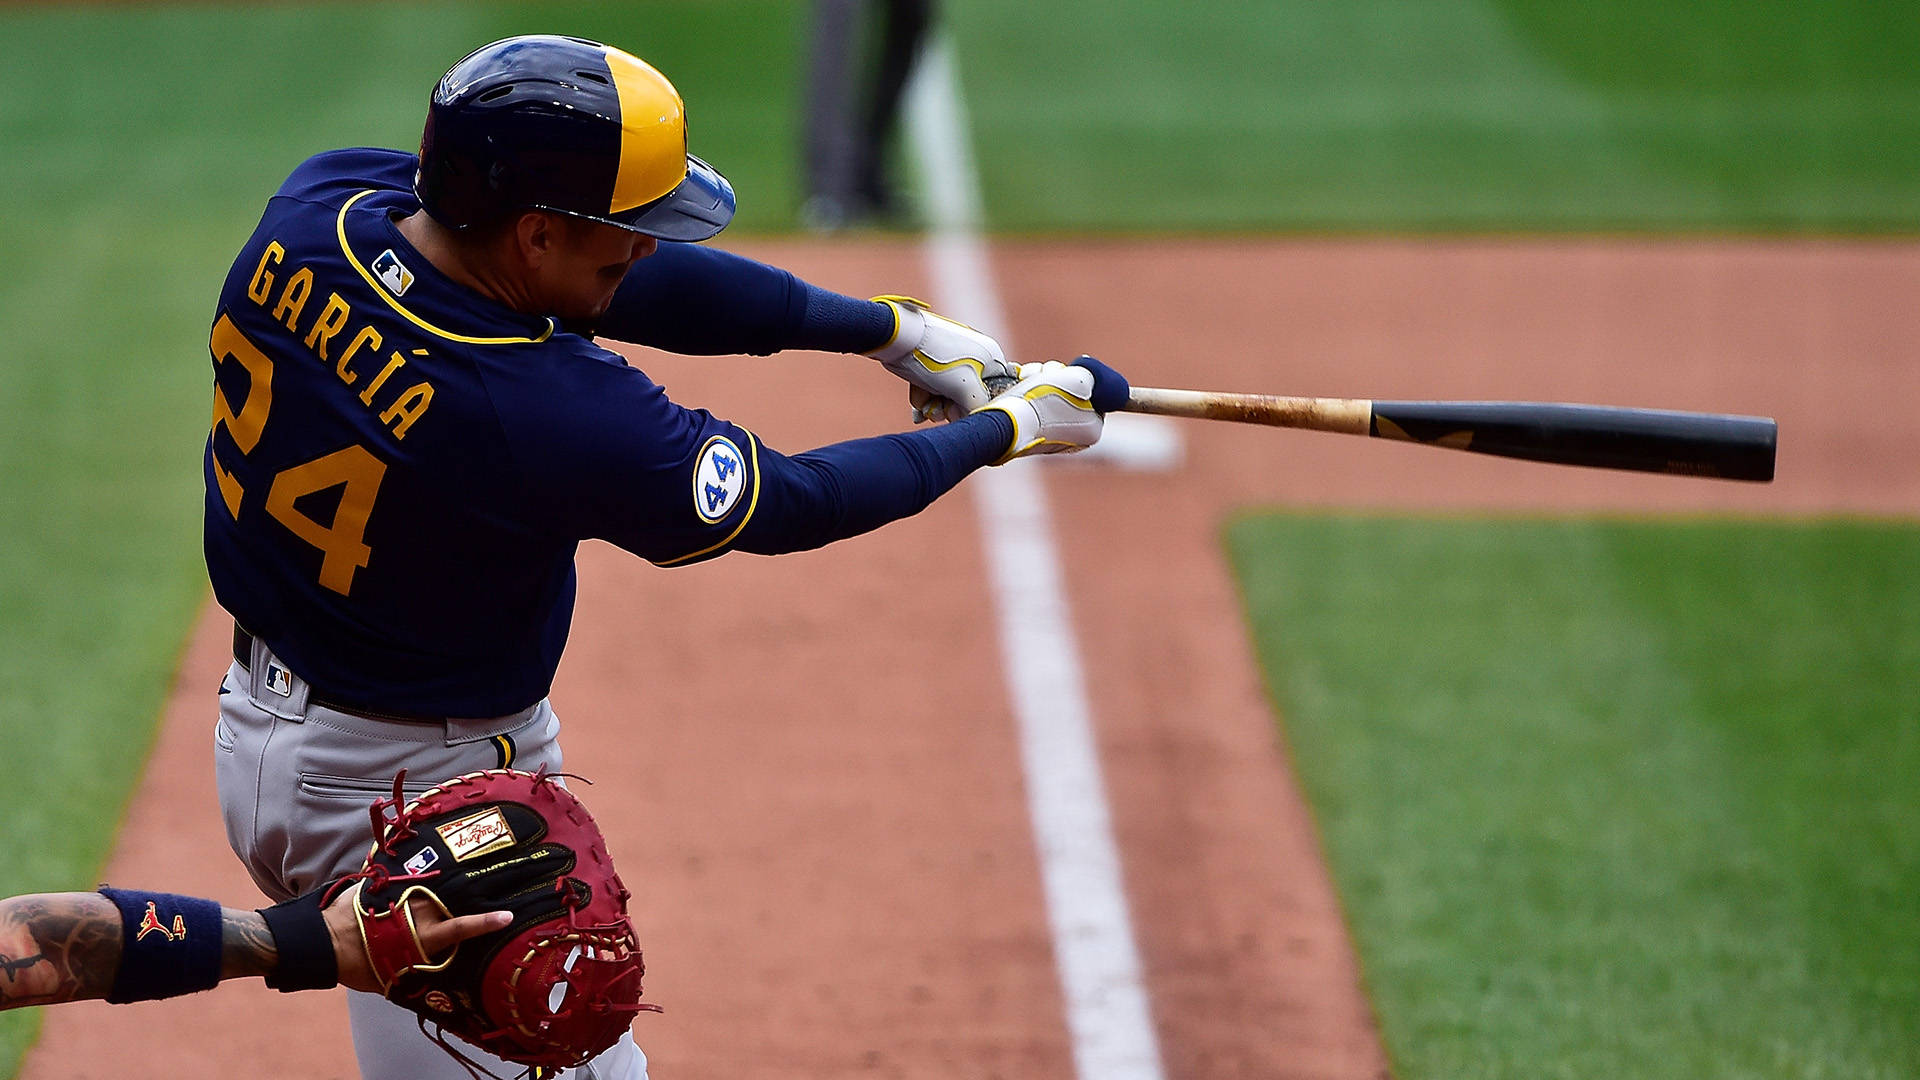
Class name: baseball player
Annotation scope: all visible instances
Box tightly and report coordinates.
[204,33,1127,1080]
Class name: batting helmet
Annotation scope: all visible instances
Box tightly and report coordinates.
[416,34,735,241]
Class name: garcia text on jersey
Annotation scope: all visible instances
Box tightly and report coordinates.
[243,239,436,441]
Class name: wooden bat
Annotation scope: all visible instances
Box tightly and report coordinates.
[1119,388,1776,481]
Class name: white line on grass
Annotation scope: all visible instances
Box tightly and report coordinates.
[904,36,1167,1080]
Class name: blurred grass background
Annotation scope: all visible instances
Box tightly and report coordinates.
[952,0,1920,231]
[1227,517,1920,1079]
[1,0,1914,1075]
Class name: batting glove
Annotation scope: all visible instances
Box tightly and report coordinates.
[868,295,1018,423]
[976,355,1130,464]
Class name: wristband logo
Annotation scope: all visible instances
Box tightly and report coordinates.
[692,435,746,524]
[136,901,188,943]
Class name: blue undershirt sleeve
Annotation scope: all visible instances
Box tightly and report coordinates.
[733,410,1014,554]
[587,242,894,356]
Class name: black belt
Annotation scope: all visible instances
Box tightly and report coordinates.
[232,625,444,725]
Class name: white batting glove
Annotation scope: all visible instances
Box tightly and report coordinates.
[868,295,1018,423]
[976,358,1121,464]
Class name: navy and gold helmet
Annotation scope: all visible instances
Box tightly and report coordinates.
[416,35,735,241]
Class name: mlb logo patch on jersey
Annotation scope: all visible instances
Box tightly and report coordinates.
[693,435,747,523]
[372,248,415,296]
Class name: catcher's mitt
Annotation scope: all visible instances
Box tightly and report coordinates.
[328,767,655,1075]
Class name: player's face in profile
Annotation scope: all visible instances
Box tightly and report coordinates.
[533,217,658,321]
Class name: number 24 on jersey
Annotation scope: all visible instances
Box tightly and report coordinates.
[208,313,386,596]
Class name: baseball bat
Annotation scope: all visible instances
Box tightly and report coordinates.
[1121,387,1777,481]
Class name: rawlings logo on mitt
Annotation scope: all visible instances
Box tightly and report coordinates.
[326,768,657,1075]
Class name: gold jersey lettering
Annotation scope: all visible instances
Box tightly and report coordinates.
[272,266,314,332]
[304,294,353,359]
[358,351,407,406]
[336,325,382,386]
[247,241,284,306]
[379,383,434,440]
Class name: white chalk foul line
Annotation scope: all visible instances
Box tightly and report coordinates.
[905,36,1167,1080]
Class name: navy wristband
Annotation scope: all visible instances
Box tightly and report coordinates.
[99,888,223,1004]
[259,887,338,992]
[796,286,896,353]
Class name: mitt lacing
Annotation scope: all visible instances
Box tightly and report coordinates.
[529,763,593,790]
[321,860,444,907]
[318,770,443,906]
[370,769,425,854]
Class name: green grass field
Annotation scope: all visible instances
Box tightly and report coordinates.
[0,0,1914,1074]
[952,0,1920,231]
[1227,517,1920,1079]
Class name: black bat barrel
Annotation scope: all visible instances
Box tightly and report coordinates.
[1368,401,1777,482]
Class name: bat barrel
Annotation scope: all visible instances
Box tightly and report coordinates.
[1369,401,1777,482]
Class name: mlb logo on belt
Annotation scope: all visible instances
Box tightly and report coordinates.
[264,661,293,697]
[372,248,415,296]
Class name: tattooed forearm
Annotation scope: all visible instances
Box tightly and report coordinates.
[0,953,47,979]
[0,894,294,1011]
[220,908,278,980]
[0,893,121,1009]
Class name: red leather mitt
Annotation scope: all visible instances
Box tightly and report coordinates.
[330,767,656,1073]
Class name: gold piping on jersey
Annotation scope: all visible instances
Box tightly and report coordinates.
[336,190,557,346]
[654,430,764,567]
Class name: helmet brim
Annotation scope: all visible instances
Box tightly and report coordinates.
[612,155,735,241]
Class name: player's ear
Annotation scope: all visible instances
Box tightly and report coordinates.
[512,211,558,268]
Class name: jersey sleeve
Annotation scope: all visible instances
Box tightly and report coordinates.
[585,243,807,356]
[488,343,765,565]
[582,243,894,357]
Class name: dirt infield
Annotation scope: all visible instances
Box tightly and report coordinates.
[24,238,1915,1079]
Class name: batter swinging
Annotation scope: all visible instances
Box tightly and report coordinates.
[204,33,1127,1080]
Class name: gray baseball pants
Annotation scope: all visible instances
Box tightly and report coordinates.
[214,634,649,1080]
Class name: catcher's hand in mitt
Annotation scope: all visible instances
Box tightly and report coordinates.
[326,767,656,1075]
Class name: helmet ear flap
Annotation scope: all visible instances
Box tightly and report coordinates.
[417,130,514,231]
[416,111,478,230]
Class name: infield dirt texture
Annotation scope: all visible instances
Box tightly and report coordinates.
[7,1,1919,1078]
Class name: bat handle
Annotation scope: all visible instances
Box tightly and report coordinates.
[1126,387,1373,433]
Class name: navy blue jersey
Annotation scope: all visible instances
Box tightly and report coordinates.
[205,149,771,716]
